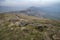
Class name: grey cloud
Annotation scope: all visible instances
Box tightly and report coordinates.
[0,0,5,2]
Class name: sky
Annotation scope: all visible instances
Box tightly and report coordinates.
[0,0,60,6]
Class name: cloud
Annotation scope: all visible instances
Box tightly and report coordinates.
[0,0,60,6]
[0,0,39,6]
[0,0,5,1]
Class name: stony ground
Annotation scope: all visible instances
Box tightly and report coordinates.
[0,13,60,40]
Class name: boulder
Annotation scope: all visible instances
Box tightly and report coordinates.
[15,21,29,27]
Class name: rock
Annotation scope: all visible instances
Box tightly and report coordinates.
[44,25,48,28]
[20,21,28,26]
[15,22,20,27]
[20,19,25,21]
[8,19,19,23]
[35,25,44,32]
[11,28,14,30]
[29,23,42,27]
[53,34,60,40]
[23,29,29,33]
[15,20,29,27]
[21,27,26,30]
[8,23,14,27]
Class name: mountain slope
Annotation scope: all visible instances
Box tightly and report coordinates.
[18,6,60,20]
[0,13,60,40]
[0,5,60,20]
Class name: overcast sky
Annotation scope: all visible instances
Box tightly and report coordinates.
[0,0,60,6]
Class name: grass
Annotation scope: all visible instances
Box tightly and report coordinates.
[0,13,60,40]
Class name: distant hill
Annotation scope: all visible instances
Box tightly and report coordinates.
[19,4,60,20]
[0,6,27,13]
[0,3,60,20]
[17,6,60,20]
[0,6,13,12]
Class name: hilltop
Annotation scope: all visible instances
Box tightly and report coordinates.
[0,13,60,40]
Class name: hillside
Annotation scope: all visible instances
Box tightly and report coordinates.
[0,6,60,20]
[0,13,60,40]
[9,6,60,20]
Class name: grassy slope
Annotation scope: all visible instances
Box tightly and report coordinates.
[0,13,60,40]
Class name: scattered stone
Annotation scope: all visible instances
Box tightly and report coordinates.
[20,19,25,21]
[23,29,29,33]
[53,34,60,40]
[11,28,14,30]
[8,19,19,23]
[35,25,44,32]
[19,21,28,27]
[8,23,14,27]
[44,25,48,28]
[21,27,26,30]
